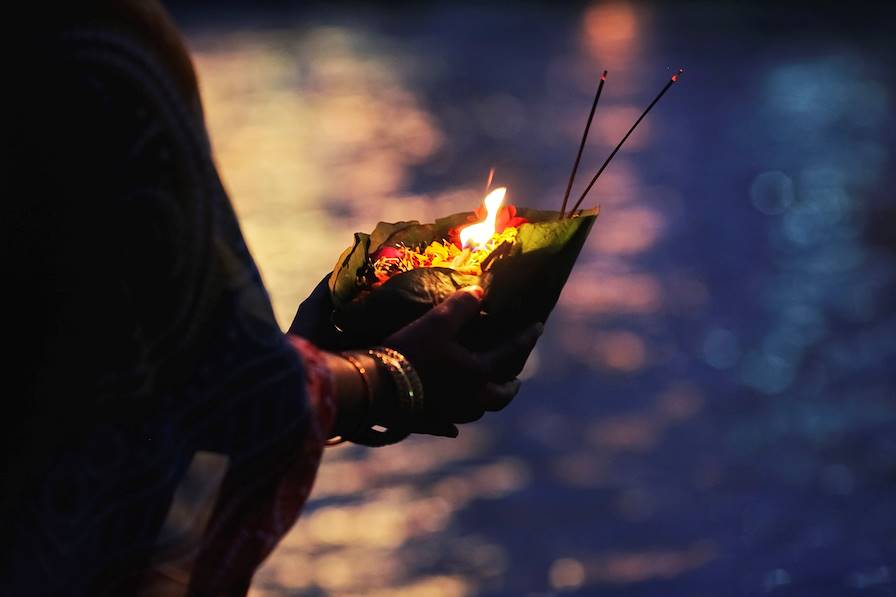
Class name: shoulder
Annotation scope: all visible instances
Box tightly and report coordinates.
[11,2,206,169]
[15,1,199,105]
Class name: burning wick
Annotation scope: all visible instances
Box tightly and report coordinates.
[460,186,507,248]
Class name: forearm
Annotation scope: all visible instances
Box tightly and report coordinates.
[318,349,380,437]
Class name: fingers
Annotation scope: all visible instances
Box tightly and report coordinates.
[419,285,483,339]
[451,405,485,424]
[449,379,521,423]
[480,379,521,412]
[481,322,543,382]
[442,342,488,379]
[414,420,460,438]
[288,273,339,344]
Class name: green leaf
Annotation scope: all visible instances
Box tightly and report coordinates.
[369,221,420,252]
[328,207,599,347]
[333,267,480,344]
[380,222,440,250]
[433,211,475,235]
[328,232,370,307]
[516,210,596,254]
[515,207,565,222]
[478,210,597,347]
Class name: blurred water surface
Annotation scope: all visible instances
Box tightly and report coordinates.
[175,2,895,595]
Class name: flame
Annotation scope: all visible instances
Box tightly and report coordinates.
[459,186,507,248]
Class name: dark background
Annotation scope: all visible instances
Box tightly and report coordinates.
[166,2,896,595]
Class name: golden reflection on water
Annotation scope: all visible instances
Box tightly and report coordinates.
[250,430,527,595]
[592,105,652,150]
[582,2,641,77]
[589,205,664,254]
[559,273,663,317]
[585,382,704,453]
[187,4,713,594]
[548,541,716,589]
[192,26,452,326]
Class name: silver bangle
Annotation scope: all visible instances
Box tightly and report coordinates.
[368,346,425,418]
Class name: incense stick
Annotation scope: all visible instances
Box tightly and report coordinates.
[569,68,683,215]
[561,70,607,217]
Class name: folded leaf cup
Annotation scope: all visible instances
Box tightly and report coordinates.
[329,207,598,350]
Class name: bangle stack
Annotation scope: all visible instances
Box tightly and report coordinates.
[330,346,423,447]
[368,346,426,419]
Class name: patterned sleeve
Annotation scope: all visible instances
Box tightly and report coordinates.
[6,11,340,597]
[288,337,338,438]
[183,337,337,596]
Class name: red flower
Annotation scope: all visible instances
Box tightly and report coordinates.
[372,246,404,261]
[474,204,528,233]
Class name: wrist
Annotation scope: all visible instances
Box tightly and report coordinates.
[324,351,371,438]
[325,350,400,437]
[367,347,425,424]
[322,347,427,446]
[342,352,401,428]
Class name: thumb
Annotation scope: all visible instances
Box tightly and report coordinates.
[288,274,336,340]
[422,285,483,339]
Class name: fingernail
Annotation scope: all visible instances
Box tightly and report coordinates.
[461,285,484,299]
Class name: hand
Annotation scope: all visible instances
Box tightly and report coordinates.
[288,274,346,350]
[383,286,543,432]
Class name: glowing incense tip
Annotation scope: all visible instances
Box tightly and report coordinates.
[460,186,507,248]
[671,67,684,82]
